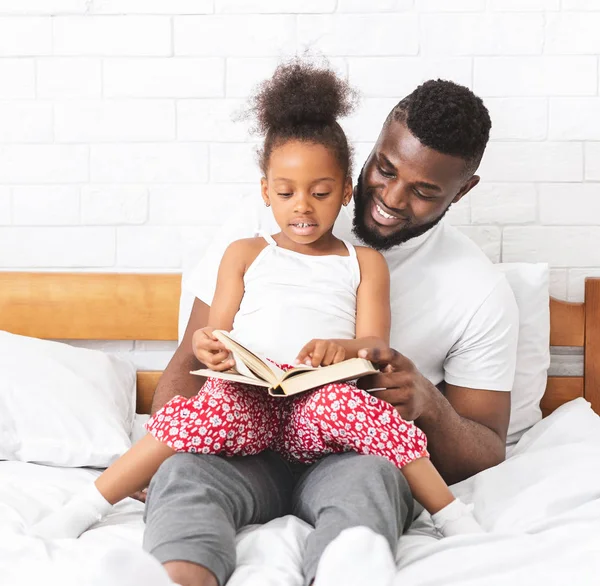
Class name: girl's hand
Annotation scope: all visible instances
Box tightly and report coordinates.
[295,339,346,368]
[192,327,235,371]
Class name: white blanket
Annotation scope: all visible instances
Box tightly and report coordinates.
[1,399,600,586]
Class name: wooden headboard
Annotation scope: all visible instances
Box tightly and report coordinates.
[1,272,599,417]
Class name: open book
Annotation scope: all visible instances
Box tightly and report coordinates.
[190,330,379,397]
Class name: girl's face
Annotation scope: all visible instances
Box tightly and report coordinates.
[261,140,352,249]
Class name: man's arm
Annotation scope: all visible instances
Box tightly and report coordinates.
[357,348,510,485]
[417,381,509,484]
[150,298,209,415]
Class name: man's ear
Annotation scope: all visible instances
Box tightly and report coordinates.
[343,177,353,206]
[261,177,270,206]
[452,175,480,204]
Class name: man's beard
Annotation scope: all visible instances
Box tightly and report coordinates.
[352,169,449,251]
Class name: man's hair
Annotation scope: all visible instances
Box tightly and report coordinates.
[389,79,491,176]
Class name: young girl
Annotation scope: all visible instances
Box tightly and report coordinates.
[32,60,481,543]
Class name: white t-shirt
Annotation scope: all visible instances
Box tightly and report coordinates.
[186,196,519,392]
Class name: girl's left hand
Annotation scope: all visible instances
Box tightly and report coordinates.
[295,339,346,367]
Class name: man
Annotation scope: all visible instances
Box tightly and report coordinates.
[143,80,518,586]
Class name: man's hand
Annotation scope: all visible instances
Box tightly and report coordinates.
[357,346,436,421]
[192,327,234,372]
[296,339,346,367]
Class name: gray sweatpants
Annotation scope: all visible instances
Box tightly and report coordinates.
[143,450,414,586]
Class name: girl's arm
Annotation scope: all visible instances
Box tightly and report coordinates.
[296,247,391,366]
[338,246,391,354]
[192,238,262,371]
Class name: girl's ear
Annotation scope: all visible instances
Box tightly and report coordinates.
[261,177,270,207]
[342,177,353,206]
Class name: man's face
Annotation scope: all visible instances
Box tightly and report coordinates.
[353,119,479,250]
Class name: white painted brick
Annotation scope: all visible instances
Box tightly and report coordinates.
[117,226,182,268]
[421,13,543,56]
[177,99,249,142]
[456,226,502,263]
[12,186,79,225]
[175,15,296,57]
[488,0,559,8]
[549,269,567,300]
[562,0,600,8]
[474,57,597,97]
[471,183,537,224]
[351,142,375,179]
[503,227,600,267]
[337,0,413,11]
[210,143,261,183]
[0,187,10,224]
[585,143,600,181]
[568,269,600,303]
[93,0,213,14]
[348,57,472,98]
[67,340,134,352]
[53,16,171,56]
[54,100,175,142]
[540,184,600,225]
[0,1,87,14]
[103,58,224,98]
[226,57,278,98]
[0,59,35,98]
[298,14,418,56]
[0,227,115,267]
[0,17,51,55]
[226,57,347,98]
[81,185,148,225]
[486,98,547,141]
[0,102,53,143]
[479,142,582,183]
[416,0,484,9]
[0,145,88,183]
[445,195,470,225]
[546,13,600,55]
[181,224,219,272]
[91,143,209,183]
[341,98,397,143]
[131,343,176,370]
[148,184,255,225]
[549,99,600,140]
[37,58,101,99]
[215,0,336,12]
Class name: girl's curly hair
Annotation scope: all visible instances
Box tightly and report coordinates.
[243,57,358,177]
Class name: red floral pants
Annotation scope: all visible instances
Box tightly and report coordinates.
[146,376,429,469]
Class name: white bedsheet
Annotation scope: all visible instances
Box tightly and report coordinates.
[1,399,600,586]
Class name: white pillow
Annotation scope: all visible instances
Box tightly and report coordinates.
[497,263,550,446]
[0,331,136,467]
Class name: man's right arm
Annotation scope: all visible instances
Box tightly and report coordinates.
[150,298,210,415]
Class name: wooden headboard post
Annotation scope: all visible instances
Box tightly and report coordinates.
[585,278,600,415]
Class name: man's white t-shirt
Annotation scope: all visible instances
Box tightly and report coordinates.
[186,196,519,392]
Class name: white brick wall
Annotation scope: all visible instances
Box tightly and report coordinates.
[1,1,600,321]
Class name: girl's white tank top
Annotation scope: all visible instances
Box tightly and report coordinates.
[230,233,361,365]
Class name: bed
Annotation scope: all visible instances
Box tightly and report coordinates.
[1,271,600,586]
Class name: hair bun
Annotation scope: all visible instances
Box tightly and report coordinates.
[247,57,358,135]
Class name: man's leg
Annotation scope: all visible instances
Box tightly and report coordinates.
[144,450,294,586]
[292,452,413,586]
